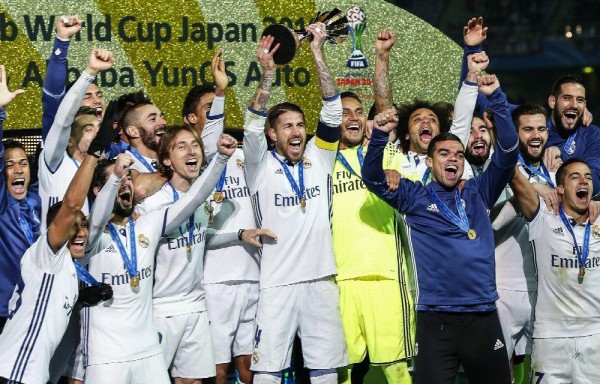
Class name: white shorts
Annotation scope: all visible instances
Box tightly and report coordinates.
[532,333,600,384]
[70,344,85,382]
[85,353,170,384]
[496,288,535,357]
[154,311,216,379]
[250,277,348,372]
[205,282,259,364]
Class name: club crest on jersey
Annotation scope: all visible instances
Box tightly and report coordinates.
[138,234,149,248]
[593,225,600,239]
[303,157,312,169]
[236,159,245,170]
[567,141,576,155]
[252,351,260,364]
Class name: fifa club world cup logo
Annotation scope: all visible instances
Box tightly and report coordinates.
[346,6,367,69]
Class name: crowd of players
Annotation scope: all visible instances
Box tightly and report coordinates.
[0,13,599,384]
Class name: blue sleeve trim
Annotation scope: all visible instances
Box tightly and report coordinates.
[322,93,340,102]
[207,113,224,120]
[315,119,340,144]
[463,80,477,87]
[161,209,169,237]
[247,107,267,117]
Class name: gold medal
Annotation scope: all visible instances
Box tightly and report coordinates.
[186,242,192,256]
[467,228,477,240]
[300,198,306,209]
[130,275,140,287]
[579,266,586,278]
[213,191,224,203]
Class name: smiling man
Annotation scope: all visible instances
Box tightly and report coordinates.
[510,158,600,383]
[362,74,518,383]
[465,115,493,176]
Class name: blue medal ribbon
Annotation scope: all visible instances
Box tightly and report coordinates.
[563,131,577,155]
[558,205,591,274]
[169,182,195,250]
[336,146,364,178]
[426,187,471,233]
[107,216,138,281]
[215,165,228,192]
[70,157,80,169]
[421,168,431,185]
[128,147,156,173]
[18,199,35,245]
[270,149,305,203]
[518,154,556,188]
[73,260,101,287]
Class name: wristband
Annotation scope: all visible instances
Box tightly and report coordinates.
[238,229,245,241]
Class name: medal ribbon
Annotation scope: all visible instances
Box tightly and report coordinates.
[558,205,591,270]
[73,260,101,287]
[107,216,138,280]
[563,131,577,154]
[518,154,556,188]
[421,168,431,185]
[271,149,305,203]
[336,146,364,178]
[169,182,195,249]
[128,147,156,173]
[426,187,470,233]
[215,165,228,192]
[18,199,35,245]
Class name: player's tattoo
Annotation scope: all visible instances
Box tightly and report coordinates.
[313,54,337,99]
[259,72,275,91]
[374,53,393,112]
[249,73,274,112]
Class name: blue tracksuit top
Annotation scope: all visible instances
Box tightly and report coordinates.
[0,108,42,317]
[362,88,518,310]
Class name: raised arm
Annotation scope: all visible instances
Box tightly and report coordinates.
[373,29,395,113]
[162,134,235,235]
[243,36,278,190]
[131,170,169,201]
[42,15,82,141]
[44,49,114,172]
[202,49,228,161]
[451,51,489,146]
[509,167,539,221]
[306,22,338,100]
[0,64,26,211]
[86,154,134,250]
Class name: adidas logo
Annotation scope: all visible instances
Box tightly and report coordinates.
[275,169,283,174]
[105,244,118,254]
[427,204,439,213]
[553,227,564,236]
[494,339,504,351]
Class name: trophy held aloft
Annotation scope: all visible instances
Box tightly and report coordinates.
[261,8,350,65]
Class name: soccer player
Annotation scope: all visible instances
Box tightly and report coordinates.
[243,25,347,384]
[362,74,518,384]
[510,158,600,383]
[121,101,167,173]
[332,90,414,384]
[0,65,40,333]
[464,115,493,177]
[0,105,118,384]
[38,48,114,228]
[81,132,236,384]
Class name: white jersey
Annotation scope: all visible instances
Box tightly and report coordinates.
[126,149,157,174]
[204,149,260,284]
[38,152,89,228]
[529,199,600,338]
[82,210,166,366]
[0,232,78,384]
[492,165,556,291]
[243,110,338,289]
[137,183,211,317]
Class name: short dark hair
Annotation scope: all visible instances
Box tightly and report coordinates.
[2,139,25,152]
[119,102,154,138]
[181,84,216,118]
[427,132,463,158]
[157,125,206,178]
[551,75,584,98]
[511,103,548,129]
[266,102,304,131]
[340,91,362,104]
[397,100,450,153]
[108,90,152,128]
[88,159,116,204]
[556,157,588,186]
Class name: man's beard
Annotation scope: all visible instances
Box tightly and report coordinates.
[466,149,489,167]
[113,199,134,218]
[553,108,582,133]
[519,141,545,164]
[140,128,159,151]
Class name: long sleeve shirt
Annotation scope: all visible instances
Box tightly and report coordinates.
[42,37,71,141]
